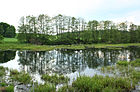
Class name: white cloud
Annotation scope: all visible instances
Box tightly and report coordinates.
[0,0,140,28]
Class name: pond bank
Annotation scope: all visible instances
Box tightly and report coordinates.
[0,43,140,51]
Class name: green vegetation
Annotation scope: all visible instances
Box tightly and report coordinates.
[1,38,140,51]
[3,38,18,43]
[5,85,14,92]
[0,82,7,87]
[99,59,140,85]
[0,85,14,92]
[10,69,32,84]
[117,59,140,67]
[0,50,16,63]
[0,22,16,38]
[116,61,129,66]
[0,60,140,92]
[41,74,69,85]
[17,14,140,45]
[0,66,6,77]
[31,84,55,92]
[59,75,135,92]
[0,35,4,42]
[130,59,140,67]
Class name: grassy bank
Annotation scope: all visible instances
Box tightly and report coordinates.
[0,38,140,51]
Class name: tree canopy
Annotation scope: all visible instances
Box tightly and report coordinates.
[0,22,16,38]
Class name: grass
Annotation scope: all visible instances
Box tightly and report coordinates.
[10,69,32,84]
[116,61,129,66]
[0,38,140,51]
[41,74,69,85]
[0,66,6,77]
[0,85,14,92]
[99,59,140,85]
[3,38,18,43]
[5,85,14,92]
[116,59,140,67]
[31,84,56,92]
[130,59,140,67]
[59,75,135,92]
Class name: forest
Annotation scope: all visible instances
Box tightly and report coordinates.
[17,14,140,45]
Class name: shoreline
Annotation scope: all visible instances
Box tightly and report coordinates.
[0,43,140,51]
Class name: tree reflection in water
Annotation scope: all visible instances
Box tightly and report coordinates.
[0,50,16,63]
[17,48,140,75]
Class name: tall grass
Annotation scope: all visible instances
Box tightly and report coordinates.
[59,75,135,92]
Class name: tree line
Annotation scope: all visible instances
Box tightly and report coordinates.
[17,14,140,45]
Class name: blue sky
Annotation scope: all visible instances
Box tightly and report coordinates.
[0,0,140,28]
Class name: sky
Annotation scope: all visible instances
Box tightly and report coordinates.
[0,0,140,28]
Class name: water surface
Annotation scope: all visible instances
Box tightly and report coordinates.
[0,48,140,83]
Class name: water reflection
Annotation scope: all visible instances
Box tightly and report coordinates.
[0,50,16,63]
[16,48,140,75]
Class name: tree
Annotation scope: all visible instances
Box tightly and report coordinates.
[17,14,140,45]
[129,23,138,43]
[0,22,16,38]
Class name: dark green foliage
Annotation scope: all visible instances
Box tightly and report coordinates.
[16,33,27,43]
[0,83,7,87]
[0,34,4,42]
[17,33,50,45]
[0,50,16,63]
[0,22,16,38]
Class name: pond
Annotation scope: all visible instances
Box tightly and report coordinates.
[0,48,140,84]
